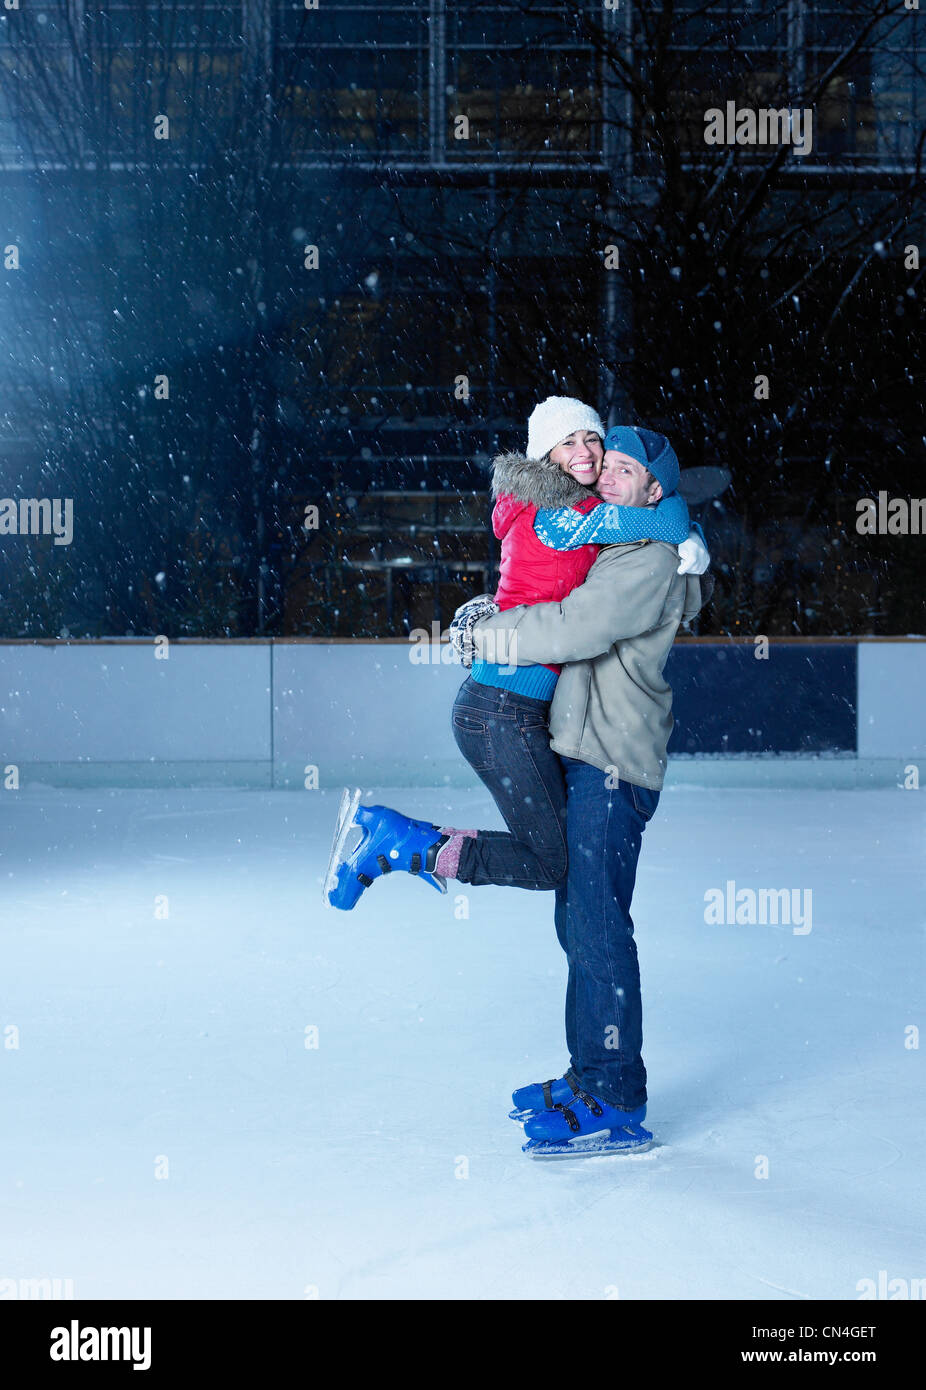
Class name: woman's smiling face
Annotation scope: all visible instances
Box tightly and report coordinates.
[548,431,603,484]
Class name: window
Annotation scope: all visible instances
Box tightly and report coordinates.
[446,2,600,159]
[274,1,430,155]
[655,0,924,166]
[809,5,925,162]
[0,2,245,164]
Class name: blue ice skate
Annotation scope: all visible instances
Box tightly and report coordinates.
[522,1085,653,1159]
[323,788,448,911]
[509,1068,581,1121]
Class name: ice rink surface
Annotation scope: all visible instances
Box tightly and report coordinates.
[1,782,924,1300]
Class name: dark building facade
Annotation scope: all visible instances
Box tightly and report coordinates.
[1,2,923,638]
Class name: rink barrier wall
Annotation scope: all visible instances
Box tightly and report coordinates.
[0,637,922,790]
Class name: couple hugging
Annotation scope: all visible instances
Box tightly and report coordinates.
[324,395,713,1158]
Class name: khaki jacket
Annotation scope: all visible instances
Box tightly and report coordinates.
[472,539,708,790]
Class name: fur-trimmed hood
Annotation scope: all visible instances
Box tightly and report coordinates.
[488,451,594,510]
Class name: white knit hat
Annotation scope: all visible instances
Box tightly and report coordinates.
[526,396,605,461]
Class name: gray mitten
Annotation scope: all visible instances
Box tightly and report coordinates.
[448,594,500,667]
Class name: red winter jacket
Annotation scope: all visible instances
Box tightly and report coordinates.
[492,492,602,675]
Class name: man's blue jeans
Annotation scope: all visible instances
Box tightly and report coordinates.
[451,677,659,1112]
[555,756,659,1112]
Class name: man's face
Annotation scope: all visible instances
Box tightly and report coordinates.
[597,450,662,507]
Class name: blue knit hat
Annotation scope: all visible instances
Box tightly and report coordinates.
[603,426,680,495]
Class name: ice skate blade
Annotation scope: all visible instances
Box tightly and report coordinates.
[322,787,362,907]
[523,1125,656,1160]
[420,870,449,896]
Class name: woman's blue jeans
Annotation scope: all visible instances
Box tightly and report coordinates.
[450,676,568,890]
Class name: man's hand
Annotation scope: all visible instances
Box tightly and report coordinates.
[677,526,710,575]
[449,594,500,666]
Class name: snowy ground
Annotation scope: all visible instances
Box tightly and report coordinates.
[1,782,924,1300]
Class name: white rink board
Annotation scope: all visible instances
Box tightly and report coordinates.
[857,642,926,760]
[272,642,471,788]
[0,642,271,763]
[0,640,924,786]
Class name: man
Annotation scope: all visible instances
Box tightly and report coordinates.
[466,426,711,1152]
